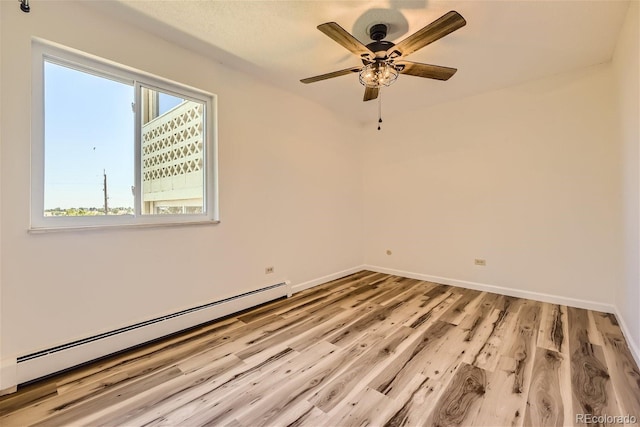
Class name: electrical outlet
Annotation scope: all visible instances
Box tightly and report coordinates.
[474,259,486,266]
[265,266,274,274]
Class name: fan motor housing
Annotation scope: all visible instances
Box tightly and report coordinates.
[365,40,395,57]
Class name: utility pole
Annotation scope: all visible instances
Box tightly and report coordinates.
[103,169,108,215]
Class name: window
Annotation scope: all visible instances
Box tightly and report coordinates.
[31,41,218,230]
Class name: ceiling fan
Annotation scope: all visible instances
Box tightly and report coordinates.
[301,11,467,102]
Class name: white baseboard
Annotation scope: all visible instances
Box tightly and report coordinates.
[13,283,289,388]
[613,306,640,369]
[291,265,366,294]
[364,265,616,314]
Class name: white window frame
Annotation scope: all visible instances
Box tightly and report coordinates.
[30,40,219,232]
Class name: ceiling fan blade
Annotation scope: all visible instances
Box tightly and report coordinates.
[396,61,457,81]
[388,11,466,58]
[318,22,373,59]
[363,86,379,102]
[300,66,362,84]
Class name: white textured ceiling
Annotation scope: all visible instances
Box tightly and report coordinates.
[97,1,629,124]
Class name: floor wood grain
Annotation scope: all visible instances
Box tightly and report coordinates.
[1,271,639,427]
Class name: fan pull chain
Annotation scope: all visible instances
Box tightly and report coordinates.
[378,89,383,131]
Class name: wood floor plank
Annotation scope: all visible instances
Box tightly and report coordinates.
[586,310,605,347]
[405,290,460,330]
[438,288,483,325]
[104,345,299,427]
[470,301,541,427]
[319,278,386,308]
[524,347,567,427]
[234,304,343,360]
[376,374,436,427]
[284,405,328,427]
[2,272,639,427]
[341,276,415,310]
[54,316,245,395]
[537,303,569,354]
[369,278,424,306]
[420,306,507,387]
[27,367,182,427]
[141,343,330,426]
[274,273,389,319]
[248,399,317,427]
[201,310,311,360]
[0,379,58,418]
[82,354,244,427]
[472,356,528,427]
[275,275,397,324]
[592,311,640,417]
[458,292,499,342]
[178,340,346,426]
[324,386,390,427]
[367,320,455,398]
[425,362,487,427]
[500,301,541,393]
[288,302,379,351]
[242,327,415,426]
[469,303,521,373]
[309,326,414,412]
[325,291,419,348]
[237,271,380,323]
[567,307,622,421]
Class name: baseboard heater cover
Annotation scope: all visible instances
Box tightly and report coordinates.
[16,282,289,384]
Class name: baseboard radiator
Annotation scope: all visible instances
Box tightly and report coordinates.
[16,282,290,384]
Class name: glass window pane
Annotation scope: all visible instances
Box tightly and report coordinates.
[140,86,205,215]
[158,92,184,115]
[44,61,134,216]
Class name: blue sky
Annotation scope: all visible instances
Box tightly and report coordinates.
[44,61,182,210]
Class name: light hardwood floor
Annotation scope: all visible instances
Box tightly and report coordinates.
[1,271,639,426]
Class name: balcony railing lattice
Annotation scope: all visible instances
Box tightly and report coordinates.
[141,101,204,207]
[142,102,203,182]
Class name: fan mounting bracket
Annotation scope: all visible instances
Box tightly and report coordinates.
[368,23,388,41]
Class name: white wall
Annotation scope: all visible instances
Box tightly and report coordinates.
[0,0,6,393]
[362,62,623,309]
[613,1,640,356]
[0,0,363,382]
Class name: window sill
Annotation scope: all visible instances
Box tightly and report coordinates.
[28,219,221,234]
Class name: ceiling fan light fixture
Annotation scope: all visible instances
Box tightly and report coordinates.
[359,61,399,88]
